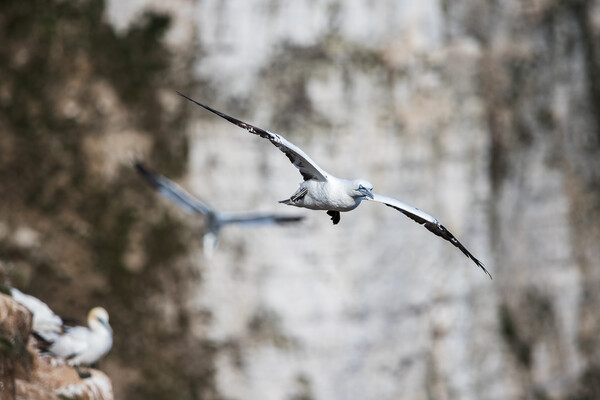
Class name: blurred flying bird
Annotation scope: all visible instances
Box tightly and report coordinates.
[177,92,491,278]
[135,161,304,257]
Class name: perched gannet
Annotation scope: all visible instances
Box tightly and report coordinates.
[135,161,304,257]
[47,307,113,378]
[11,288,63,342]
[177,92,491,278]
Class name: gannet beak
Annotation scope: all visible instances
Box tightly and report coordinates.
[360,188,374,199]
[98,318,112,333]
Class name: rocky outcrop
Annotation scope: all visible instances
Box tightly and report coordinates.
[0,291,30,400]
[0,294,113,400]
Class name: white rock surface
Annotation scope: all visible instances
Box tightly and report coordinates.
[102,1,596,399]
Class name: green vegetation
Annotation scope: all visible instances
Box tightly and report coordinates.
[248,306,297,349]
[289,374,314,400]
[259,35,387,135]
[498,303,532,368]
[499,288,557,370]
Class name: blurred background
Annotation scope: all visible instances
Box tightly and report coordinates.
[1,0,600,399]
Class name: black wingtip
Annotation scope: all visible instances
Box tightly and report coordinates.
[176,91,221,117]
[134,160,151,178]
[463,250,492,280]
[176,91,194,103]
[134,161,161,189]
[428,222,492,279]
[177,91,211,112]
[176,91,269,137]
[133,159,146,172]
[275,215,305,224]
[472,258,492,280]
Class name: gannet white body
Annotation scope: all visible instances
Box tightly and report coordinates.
[11,288,63,342]
[48,307,113,367]
[177,92,491,278]
[135,161,304,257]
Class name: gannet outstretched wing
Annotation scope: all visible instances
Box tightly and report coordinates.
[176,92,328,181]
[368,194,491,279]
[135,161,212,215]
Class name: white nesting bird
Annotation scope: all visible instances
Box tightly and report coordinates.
[10,289,113,378]
[11,288,63,342]
[45,307,113,378]
[135,161,304,257]
[177,92,491,278]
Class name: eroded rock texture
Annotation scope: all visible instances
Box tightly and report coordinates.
[0,293,113,400]
[1,0,599,399]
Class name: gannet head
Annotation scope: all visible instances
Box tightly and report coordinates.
[350,179,374,199]
[88,307,112,333]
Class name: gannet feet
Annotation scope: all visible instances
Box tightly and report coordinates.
[327,211,340,225]
[75,366,92,379]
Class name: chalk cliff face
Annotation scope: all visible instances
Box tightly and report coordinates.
[178,1,600,399]
[1,0,599,399]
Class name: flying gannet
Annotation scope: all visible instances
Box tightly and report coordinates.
[176,92,491,278]
[135,161,304,257]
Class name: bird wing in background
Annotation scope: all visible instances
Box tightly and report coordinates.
[219,213,304,226]
[135,161,213,215]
